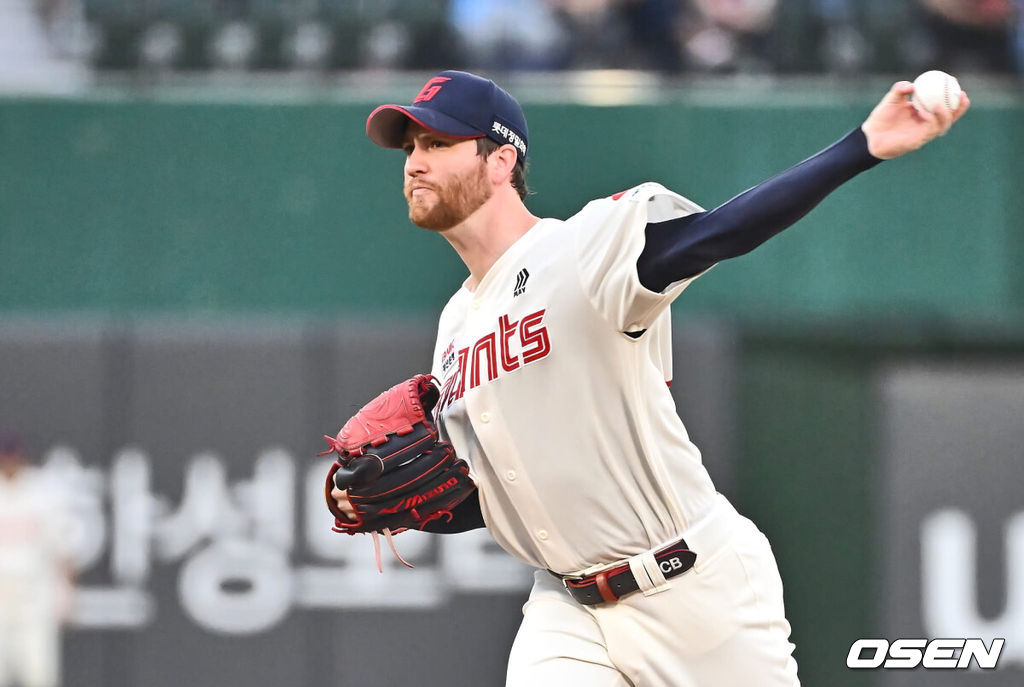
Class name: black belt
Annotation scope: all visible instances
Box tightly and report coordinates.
[550,539,697,605]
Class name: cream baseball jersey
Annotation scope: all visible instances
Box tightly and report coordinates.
[0,468,69,581]
[431,182,719,574]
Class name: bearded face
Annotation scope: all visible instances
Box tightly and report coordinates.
[404,156,493,231]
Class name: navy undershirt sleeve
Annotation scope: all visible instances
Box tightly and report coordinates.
[636,127,883,293]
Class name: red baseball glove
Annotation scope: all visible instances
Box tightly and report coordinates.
[321,374,475,567]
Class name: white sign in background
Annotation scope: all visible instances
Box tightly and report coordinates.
[43,444,533,635]
[879,363,1024,683]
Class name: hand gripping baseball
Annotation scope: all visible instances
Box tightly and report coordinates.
[321,374,476,569]
[861,79,970,160]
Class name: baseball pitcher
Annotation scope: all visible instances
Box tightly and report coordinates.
[322,70,969,686]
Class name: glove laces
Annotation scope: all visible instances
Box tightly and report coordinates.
[334,513,454,573]
[371,529,414,573]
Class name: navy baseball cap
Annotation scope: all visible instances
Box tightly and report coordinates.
[366,70,528,162]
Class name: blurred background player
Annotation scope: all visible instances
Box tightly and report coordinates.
[0,434,74,687]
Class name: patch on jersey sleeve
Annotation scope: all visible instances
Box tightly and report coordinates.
[610,183,658,202]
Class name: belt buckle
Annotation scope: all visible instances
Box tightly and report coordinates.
[560,574,582,593]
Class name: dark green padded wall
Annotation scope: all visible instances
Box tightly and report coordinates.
[2,91,1021,319]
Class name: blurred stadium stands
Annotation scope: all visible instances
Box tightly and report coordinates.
[79,0,459,73]
[13,0,1017,80]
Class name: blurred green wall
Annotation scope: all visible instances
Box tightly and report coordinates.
[2,91,1021,319]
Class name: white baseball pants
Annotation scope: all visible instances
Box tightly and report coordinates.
[0,586,60,687]
[506,495,800,687]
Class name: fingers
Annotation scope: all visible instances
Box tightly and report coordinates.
[953,91,971,122]
[931,102,955,134]
[907,93,955,136]
[331,487,357,521]
[890,80,915,100]
[932,90,970,134]
[929,90,969,136]
[878,80,915,108]
[907,98,945,136]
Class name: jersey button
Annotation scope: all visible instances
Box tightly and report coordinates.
[536,530,549,541]
[480,412,491,423]
[471,301,481,310]
[505,470,517,481]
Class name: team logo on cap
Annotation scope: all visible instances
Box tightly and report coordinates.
[414,77,451,103]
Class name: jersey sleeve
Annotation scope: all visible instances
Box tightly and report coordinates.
[572,182,706,333]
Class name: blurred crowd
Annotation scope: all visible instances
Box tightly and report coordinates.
[0,0,1022,90]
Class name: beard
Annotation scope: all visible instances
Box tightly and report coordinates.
[405,161,492,231]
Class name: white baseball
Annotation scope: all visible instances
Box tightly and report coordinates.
[910,70,962,114]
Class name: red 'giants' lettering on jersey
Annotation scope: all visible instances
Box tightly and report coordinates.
[498,315,518,372]
[438,308,552,411]
[470,334,498,387]
[519,310,550,363]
